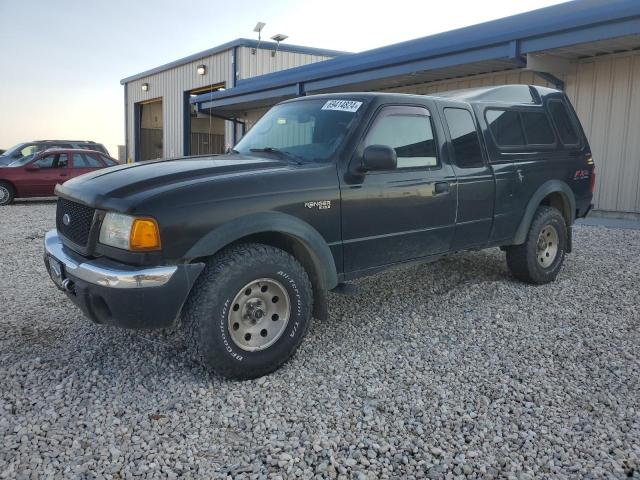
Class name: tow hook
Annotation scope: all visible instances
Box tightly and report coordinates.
[62,278,75,294]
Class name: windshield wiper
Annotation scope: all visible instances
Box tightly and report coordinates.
[249,147,303,165]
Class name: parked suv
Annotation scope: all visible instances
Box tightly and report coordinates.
[44,86,594,379]
[0,140,109,166]
[0,148,119,205]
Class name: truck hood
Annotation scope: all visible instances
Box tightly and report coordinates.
[56,155,290,209]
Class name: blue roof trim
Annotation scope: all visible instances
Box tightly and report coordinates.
[203,84,302,109]
[120,38,349,85]
[191,0,640,108]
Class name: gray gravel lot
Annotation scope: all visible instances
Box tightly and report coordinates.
[1,201,639,479]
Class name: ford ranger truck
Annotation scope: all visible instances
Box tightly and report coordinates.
[44,86,594,379]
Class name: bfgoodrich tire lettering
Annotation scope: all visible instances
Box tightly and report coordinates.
[506,206,567,285]
[182,243,313,379]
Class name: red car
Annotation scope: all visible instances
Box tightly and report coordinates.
[0,148,119,206]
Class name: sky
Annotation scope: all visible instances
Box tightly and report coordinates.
[0,0,568,157]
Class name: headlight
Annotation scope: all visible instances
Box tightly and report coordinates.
[99,212,161,251]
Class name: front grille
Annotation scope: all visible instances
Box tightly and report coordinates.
[56,198,96,247]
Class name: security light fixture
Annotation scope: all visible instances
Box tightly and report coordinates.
[141,83,149,92]
[197,65,206,75]
[252,22,266,54]
[270,34,288,57]
[253,22,266,38]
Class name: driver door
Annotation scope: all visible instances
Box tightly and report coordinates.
[340,105,458,275]
[26,153,70,196]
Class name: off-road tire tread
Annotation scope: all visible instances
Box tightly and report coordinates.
[182,242,313,379]
[506,206,567,284]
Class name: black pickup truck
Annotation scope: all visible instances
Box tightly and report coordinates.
[44,85,594,379]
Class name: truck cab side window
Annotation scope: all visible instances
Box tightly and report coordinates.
[364,107,438,168]
[444,108,485,168]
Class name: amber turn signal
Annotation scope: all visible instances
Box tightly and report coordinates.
[129,218,161,251]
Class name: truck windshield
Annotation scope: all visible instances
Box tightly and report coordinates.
[234,99,365,162]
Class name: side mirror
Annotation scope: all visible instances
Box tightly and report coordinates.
[362,145,397,171]
[25,164,40,172]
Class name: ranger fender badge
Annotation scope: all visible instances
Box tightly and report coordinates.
[305,200,331,210]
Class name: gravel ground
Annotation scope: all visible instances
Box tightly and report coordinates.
[1,201,639,479]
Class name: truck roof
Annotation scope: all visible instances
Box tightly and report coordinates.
[287,85,561,107]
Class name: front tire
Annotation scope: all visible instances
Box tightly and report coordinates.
[0,182,15,206]
[182,243,313,379]
[506,206,567,284]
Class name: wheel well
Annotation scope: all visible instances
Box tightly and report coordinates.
[220,231,330,320]
[540,191,572,225]
[0,179,16,192]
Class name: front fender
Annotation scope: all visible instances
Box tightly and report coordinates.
[185,211,339,291]
[513,179,576,245]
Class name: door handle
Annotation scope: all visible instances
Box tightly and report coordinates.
[59,173,68,177]
[433,181,450,195]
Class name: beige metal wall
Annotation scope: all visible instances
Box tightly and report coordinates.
[125,47,335,161]
[385,52,640,213]
[237,47,333,79]
[569,52,640,214]
[125,49,234,161]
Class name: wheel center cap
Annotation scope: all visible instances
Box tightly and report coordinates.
[537,238,547,251]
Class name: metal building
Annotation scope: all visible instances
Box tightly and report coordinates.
[192,0,640,215]
[120,39,346,162]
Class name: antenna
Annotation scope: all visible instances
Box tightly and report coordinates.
[270,34,288,57]
[252,22,266,54]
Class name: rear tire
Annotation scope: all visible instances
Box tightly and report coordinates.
[506,206,567,284]
[182,243,313,379]
[0,182,15,206]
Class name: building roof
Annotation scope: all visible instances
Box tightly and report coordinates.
[191,0,640,116]
[120,38,350,85]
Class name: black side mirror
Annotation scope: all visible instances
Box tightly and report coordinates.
[362,145,397,171]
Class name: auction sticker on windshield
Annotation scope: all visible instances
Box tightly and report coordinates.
[321,100,362,112]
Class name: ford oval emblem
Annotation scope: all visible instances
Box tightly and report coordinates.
[62,214,71,226]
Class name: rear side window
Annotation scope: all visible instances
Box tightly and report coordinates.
[444,108,484,168]
[100,155,118,166]
[73,153,103,168]
[548,100,580,145]
[520,112,555,145]
[486,110,525,146]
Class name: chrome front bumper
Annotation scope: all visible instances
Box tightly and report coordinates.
[43,229,204,329]
[44,229,177,289]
